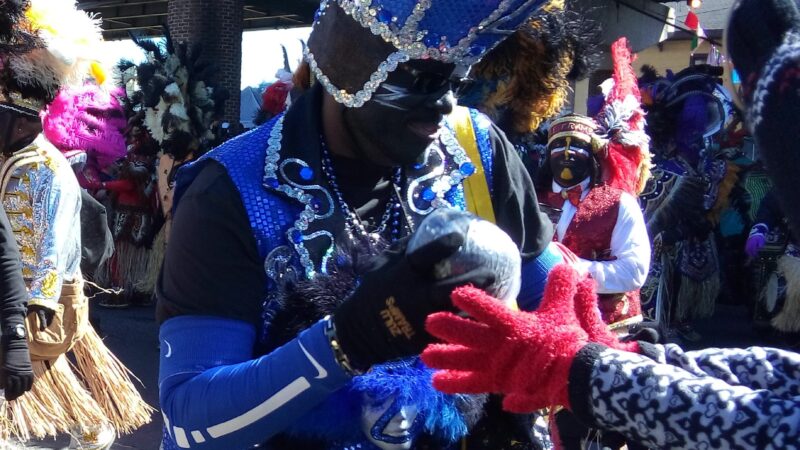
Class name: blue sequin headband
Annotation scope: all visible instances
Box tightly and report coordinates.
[306,0,549,107]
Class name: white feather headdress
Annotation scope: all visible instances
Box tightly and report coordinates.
[1,0,105,111]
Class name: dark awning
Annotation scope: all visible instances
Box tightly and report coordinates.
[77,0,318,40]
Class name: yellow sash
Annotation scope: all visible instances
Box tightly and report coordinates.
[450,106,496,223]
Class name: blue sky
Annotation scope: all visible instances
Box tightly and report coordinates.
[101,27,312,90]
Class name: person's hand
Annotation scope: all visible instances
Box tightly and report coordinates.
[0,325,34,401]
[422,264,588,413]
[332,232,495,371]
[27,306,54,332]
[745,233,766,259]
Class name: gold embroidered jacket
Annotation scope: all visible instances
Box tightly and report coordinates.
[1,135,82,311]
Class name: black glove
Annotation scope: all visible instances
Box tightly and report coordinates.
[333,232,495,370]
[1,328,33,401]
[27,306,54,332]
[622,321,665,345]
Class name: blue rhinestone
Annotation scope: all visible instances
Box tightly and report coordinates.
[460,162,476,176]
[314,9,322,22]
[299,167,314,181]
[469,45,486,57]
[290,230,303,244]
[413,163,424,170]
[265,177,279,188]
[377,9,392,24]
[423,33,440,48]
[392,220,400,226]
[422,188,436,202]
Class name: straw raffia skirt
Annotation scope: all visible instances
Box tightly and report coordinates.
[0,278,154,441]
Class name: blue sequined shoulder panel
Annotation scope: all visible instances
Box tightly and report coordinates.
[185,121,300,261]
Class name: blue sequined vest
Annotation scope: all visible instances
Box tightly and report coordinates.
[174,108,494,340]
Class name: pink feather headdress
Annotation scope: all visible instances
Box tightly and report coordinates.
[41,83,127,171]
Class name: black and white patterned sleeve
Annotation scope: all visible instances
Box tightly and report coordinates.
[656,344,800,397]
[568,343,800,449]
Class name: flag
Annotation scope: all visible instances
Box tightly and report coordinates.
[684,10,705,52]
[693,26,707,52]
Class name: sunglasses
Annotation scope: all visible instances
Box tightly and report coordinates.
[391,63,475,97]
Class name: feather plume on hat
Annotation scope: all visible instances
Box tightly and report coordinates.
[1,0,104,111]
[595,37,652,195]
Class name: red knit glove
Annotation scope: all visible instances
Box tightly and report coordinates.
[422,264,588,413]
[573,276,640,353]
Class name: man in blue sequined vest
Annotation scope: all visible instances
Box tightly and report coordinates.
[156,1,567,449]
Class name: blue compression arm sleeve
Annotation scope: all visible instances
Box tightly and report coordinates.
[159,316,351,449]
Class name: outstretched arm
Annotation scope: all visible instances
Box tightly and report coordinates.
[424,264,800,450]
[654,343,800,397]
[569,344,800,450]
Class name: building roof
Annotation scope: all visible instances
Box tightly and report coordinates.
[77,0,318,40]
[80,0,734,42]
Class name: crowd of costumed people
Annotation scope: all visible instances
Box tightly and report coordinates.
[3,0,800,449]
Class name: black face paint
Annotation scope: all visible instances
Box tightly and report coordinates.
[343,60,458,167]
[548,136,592,188]
[0,104,41,155]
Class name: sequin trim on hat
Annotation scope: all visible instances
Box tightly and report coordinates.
[305,46,410,108]
[311,0,547,107]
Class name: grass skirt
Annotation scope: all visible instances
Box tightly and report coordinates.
[1,279,154,442]
[771,254,800,333]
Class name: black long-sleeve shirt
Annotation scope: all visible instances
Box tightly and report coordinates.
[0,208,28,326]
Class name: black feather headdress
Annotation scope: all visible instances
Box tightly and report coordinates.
[638,65,725,158]
[119,27,228,160]
[460,0,601,135]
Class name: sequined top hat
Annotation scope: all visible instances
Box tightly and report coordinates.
[306,0,550,107]
[547,114,601,150]
[0,0,105,115]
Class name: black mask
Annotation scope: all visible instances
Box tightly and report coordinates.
[0,104,42,155]
[548,136,592,188]
[342,60,458,167]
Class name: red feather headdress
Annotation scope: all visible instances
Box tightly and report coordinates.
[594,37,652,195]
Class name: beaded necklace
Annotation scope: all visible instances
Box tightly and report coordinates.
[319,137,404,246]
